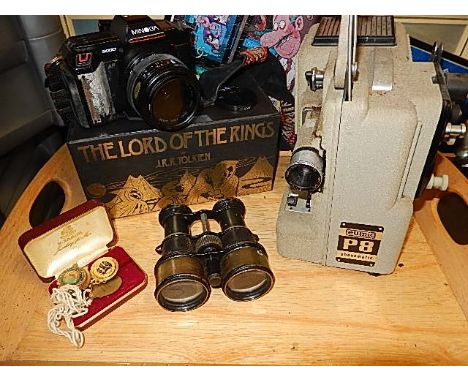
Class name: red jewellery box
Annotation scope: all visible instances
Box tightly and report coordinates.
[18,200,147,329]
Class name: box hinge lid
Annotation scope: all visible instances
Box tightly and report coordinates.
[23,205,114,280]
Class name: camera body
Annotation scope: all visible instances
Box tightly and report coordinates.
[45,15,200,131]
[277,17,447,274]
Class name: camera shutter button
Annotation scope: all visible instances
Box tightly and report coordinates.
[75,52,92,67]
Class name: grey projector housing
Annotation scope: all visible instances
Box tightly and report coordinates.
[276,20,442,274]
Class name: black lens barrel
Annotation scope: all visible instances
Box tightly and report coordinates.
[212,198,247,231]
[126,53,200,132]
[159,204,193,236]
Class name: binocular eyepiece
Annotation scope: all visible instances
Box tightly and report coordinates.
[154,198,275,311]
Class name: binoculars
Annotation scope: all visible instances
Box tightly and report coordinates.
[154,198,275,311]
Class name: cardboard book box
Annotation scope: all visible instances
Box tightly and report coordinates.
[67,74,280,218]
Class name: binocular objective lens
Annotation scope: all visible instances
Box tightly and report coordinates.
[155,256,211,312]
[225,269,270,295]
[159,279,208,305]
[221,247,274,302]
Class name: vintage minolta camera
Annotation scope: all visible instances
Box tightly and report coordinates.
[45,15,200,132]
[277,16,467,274]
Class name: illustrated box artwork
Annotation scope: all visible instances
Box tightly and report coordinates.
[242,15,320,149]
[67,82,280,219]
[179,15,248,64]
[176,15,320,150]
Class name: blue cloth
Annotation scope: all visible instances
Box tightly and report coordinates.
[411,45,468,74]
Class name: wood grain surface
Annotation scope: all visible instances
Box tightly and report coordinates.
[414,154,468,321]
[1,146,468,365]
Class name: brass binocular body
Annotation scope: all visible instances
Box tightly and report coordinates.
[154,198,275,311]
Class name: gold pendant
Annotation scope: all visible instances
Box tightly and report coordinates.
[90,256,119,284]
[57,264,91,290]
[90,276,123,299]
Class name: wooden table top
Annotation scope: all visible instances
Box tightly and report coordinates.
[1,146,468,365]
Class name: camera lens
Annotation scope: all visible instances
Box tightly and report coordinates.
[127,53,200,131]
[150,78,190,127]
